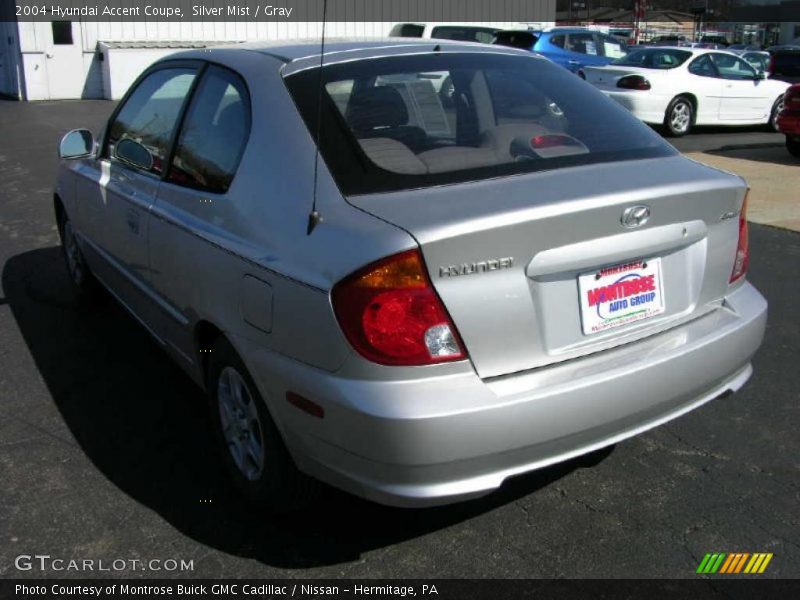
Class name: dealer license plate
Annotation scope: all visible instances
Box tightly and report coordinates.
[578,258,665,335]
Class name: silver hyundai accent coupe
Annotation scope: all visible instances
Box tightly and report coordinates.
[55,39,767,509]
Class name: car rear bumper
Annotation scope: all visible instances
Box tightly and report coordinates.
[600,89,669,125]
[243,282,766,507]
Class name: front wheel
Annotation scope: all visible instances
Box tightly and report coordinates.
[768,95,784,132]
[208,338,319,512]
[663,96,693,137]
[57,210,103,302]
[787,136,800,158]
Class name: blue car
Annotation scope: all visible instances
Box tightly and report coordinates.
[492,28,629,73]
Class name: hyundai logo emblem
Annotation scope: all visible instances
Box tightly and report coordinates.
[621,205,651,229]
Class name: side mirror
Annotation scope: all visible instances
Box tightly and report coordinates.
[114,138,153,171]
[59,129,94,159]
[758,70,767,80]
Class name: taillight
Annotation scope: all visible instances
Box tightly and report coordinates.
[617,75,651,90]
[730,191,750,283]
[332,249,466,366]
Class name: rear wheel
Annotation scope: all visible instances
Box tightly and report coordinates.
[663,96,693,137]
[768,95,784,132]
[208,338,319,511]
[787,136,800,158]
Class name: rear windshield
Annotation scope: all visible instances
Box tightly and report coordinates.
[613,48,692,68]
[284,53,675,195]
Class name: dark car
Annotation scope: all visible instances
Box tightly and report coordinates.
[768,46,800,83]
[777,83,800,157]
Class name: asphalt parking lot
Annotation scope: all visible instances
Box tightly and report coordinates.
[1,99,799,579]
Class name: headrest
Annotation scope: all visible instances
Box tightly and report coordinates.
[346,86,409,133]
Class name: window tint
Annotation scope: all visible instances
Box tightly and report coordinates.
[613,49,691,69]
[285,53,675,195]
[566,33,598,56]
[167,66,250,194]
[688,55,717,77]
[492,31,538,50]
[711,54,756,79]
[549,35,565,48]
[107,68,197,175]
[51,21,73,45]
[430,26,497,44]
[389,24,424,38]
[742,52,768,71]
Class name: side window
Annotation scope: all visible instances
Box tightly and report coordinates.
[600,35,626,59]
[566,33,597,56]
[711,54,756,80]
[167,66,251,194]
[107,68,197,175]
[688,55,718,78]
[549,35,565,49]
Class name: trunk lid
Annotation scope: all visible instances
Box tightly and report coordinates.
[347,156,746,379]
[582,65,659,89]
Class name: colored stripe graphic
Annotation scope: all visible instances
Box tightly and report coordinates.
[697,553,727,574]
[700,553,774,574]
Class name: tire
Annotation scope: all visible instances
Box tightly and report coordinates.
[663,96,694,137]
[56,208,103,302]
[768,95,784,133]
[208,337,319,512]
[787,136,800,158]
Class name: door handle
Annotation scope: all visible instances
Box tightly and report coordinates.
[46,53,54,59]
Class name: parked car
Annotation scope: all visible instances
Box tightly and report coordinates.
[389,22,499,44]
[650,35,687,46]
[776,83,800,157]
[728,44,762,51]
[699,35,729,47]
[55,39,766,509]
[581,47,789,136]
[767,46,800,83]
[735,50,770,74]
[492,27,628,73]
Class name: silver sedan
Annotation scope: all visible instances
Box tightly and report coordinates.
[54,40,767,509]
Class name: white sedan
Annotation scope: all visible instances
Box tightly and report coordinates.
[581,47,789,136]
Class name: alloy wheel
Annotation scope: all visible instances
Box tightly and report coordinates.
[217,366,265,481]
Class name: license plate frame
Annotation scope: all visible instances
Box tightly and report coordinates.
[578,258,665,335]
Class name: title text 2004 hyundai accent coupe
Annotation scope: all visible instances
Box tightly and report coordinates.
[55,40,767,509]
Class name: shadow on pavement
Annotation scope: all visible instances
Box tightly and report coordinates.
[3,246,612,569]
[705,145,799,167]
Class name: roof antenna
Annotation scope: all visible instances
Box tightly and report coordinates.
[307,0,328,236]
